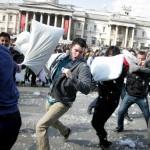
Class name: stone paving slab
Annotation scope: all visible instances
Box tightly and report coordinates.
[12,86,150,150]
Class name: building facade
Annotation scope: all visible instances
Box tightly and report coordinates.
[0,0,150,49]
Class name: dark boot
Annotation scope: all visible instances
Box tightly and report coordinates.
[114,126,124,132]
[99,137,112,149]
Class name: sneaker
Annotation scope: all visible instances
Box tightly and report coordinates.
[99,139,112,148]
[125,114,133,122]
[64,128,71,141]
[114,127,123,132]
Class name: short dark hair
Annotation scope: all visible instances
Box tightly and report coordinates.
[105,46,120,56]
[72,38,87,49]
[137,50,146,56]
[129,49,137,56]
[0,32,10,40]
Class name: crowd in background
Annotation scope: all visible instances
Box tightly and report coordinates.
[5,33,150,88]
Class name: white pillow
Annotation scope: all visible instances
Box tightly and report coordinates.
[90,54,124,81]
[22,20,64,75]
[14,31,30,55]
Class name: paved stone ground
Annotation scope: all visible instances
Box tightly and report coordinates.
[12,86,150,150]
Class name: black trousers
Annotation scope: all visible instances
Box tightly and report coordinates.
[0,111,22,150]
[91,95,120,139]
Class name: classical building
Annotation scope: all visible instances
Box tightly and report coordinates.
[0,0,150,49]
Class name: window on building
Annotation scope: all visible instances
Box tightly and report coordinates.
[101,38,105,45]
[85,24,88,30]
[103,26,105,32]
[134,29,137,36]
[111,25,116,30]
[118,27,123,34]
[133,42,137,48]
[83,36,87,41]
[2,15,5,21]
[7,28,13,34]
[9,15,13,21]
[77,22,81,29]
[142,31,145,37]
[0,28,5,32]
[140,43,145,48]
[94,25,96,31]
[75,34,81,38]
[92,37,96,45]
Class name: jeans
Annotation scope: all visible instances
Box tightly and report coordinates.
[117,93,150,128]
[36,101,69,150]
[0,111,21,150]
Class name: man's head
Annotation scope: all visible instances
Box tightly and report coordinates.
[70,38,87,61]
[137,51,147,66]
[105,46,120,56]
[0,32,10,48]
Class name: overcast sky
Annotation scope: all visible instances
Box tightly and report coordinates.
[59,0,150,18]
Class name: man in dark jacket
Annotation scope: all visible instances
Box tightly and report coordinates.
[0,45,22,149]
[116,51,150,132]
[36,38,91,150]
[90,46,129,149]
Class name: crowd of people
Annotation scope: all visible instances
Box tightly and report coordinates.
[0,31,150,150]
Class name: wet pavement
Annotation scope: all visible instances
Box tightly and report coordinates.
[12,86,150,150]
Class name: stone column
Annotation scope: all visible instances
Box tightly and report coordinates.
[33,12,36,20]
[17,12,21,34]
[124,26,128,48]
[81,21,85,38]
[130,27,135,48]
[54,14,57,27]
[114,25,118,45]
[61,15,64,28]
[40,13,43,23]
[107,25,111,46]
[47,14,51,25]
[4,13,8,32]
[67,16,72,41]
[25,12,29,31]
[60,15,65,40]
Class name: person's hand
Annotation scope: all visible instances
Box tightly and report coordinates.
[62,68,72,78]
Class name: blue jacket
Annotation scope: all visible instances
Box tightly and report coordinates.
[0,45,19,115]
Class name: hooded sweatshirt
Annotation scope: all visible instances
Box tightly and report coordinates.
[0,45,19,115]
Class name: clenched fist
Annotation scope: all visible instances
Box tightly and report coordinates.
[62,68,72,79]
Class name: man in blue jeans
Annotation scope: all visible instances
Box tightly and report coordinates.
[116,51,150,132]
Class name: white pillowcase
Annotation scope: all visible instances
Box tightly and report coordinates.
[21,20,64,75]
[90,54,124,81]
